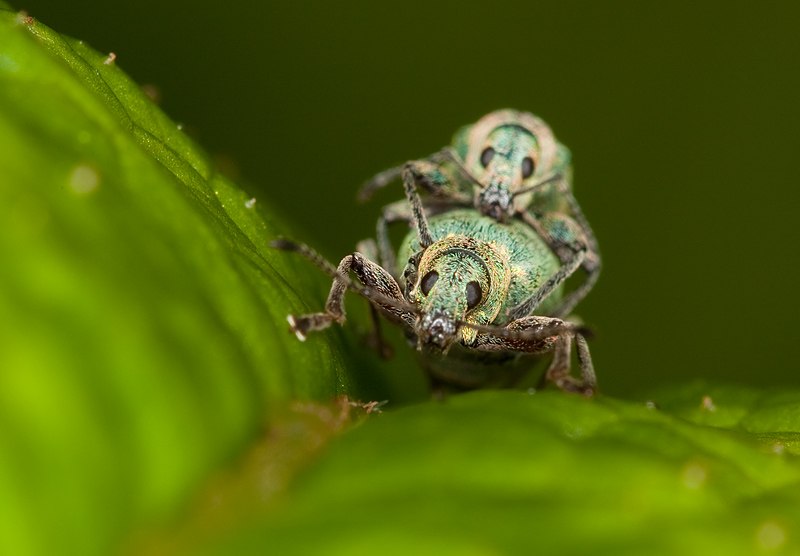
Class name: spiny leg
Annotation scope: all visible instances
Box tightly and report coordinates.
[472,315,569,353]
[550,254,601,319]
[575,332,597,394]
[355,238,395,359]
[549,178,602,317]
[520,210,600,319]
[554,177,599,255]
[539,333,591,396]
[354,237,380,263]
[374,199,415,279]
[358,149,473,203]
[507,246,586,321]
[376,196,472,280]
[271,242,407,340]
[471,315,596,397]
[401,163,434,248]
[366,303,394,359]
[541,328,596,397]
[358,165,403,202]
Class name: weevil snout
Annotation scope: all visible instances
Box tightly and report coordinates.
[415,308,460,352]
[478,184,512,222]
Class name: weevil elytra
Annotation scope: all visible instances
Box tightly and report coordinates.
[272,187,596,397]
[359,109,600,319]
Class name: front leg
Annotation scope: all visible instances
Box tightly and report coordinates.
[358,149,473,203]
[275,248,408,341]
[377,198,469,280]
[402,163,435,249]
[472,316,596,397]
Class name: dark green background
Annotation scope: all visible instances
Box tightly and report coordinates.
[18,0,800,396]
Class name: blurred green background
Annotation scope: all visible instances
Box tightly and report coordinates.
[18,0,800,397]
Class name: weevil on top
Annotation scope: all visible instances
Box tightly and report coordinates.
[270,109,600,396]
[359,109,600,318]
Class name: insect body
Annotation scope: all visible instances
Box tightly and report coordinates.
[272,207,596,396]
[359,109,600,319]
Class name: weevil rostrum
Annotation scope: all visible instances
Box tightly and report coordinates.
[359,109,600,319]
[271,169,597,396]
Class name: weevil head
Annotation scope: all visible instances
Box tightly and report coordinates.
[407,235,510,352]
[463,110,559,221]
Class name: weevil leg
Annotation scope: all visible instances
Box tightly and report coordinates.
[550,253,602,318]
[543,332,595,397]
[473,315,567,353]
[575,332,597,394]
[284,251,407,341]
[554,177,599,255]
[507,245,586,321]
[546,177,602,317]
[359,158,445,202]
[374,199,415,279]
[520,210,601,319]
[358,165,404,202]
[355,238,394,359]
[366,303,394,359]
[401,164,434,248]
[358,149,473,203]
[472,316,596,397]
[377,198,468,279]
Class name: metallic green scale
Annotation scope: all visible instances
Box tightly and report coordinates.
[273,111,601,395]
[398,209,562,344]
[359,110,600,321]
[449,116,574,219]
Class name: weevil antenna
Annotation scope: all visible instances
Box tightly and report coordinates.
[437,147,482,188]
[510,173,563,200]
[270,238,338,276]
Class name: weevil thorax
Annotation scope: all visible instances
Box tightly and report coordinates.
[463,110,558,221]
[407,234,511,352]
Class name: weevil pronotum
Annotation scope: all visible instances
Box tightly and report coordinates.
[272,179,597,396]
[359,109,600,319]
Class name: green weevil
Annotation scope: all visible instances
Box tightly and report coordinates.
[359,109,600,319]
[271,183,596,396]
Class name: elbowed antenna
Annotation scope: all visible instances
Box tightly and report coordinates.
[510,173,564,200]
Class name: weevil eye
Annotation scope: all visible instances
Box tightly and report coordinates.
[466,281,482,310]
[480,147,495,168]
[521,156,535,179]
[420,270,439,295]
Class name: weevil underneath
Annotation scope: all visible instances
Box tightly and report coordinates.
[272,208,595,397]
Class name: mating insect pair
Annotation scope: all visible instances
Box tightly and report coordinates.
[272,110,599,396]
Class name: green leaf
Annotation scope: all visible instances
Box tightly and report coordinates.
[0,7,396,556]
[203,389,800,555]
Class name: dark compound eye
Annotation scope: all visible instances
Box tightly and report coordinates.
[466,281,482,310]
[480,147,495,168]
[521,156,535,179]
[420,270,439,296]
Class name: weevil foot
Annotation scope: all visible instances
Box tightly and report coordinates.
[552,376,595,398]
[287,315,308,341]
[286,311,344,341]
